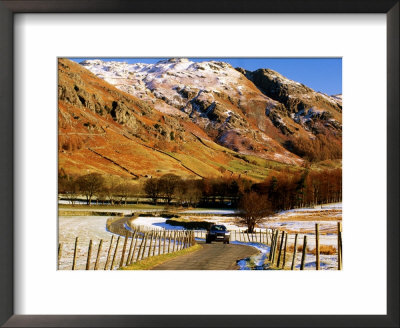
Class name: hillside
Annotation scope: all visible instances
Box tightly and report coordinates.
[58,58,342,182]
[59,59,305,181]
[81,58,342,162]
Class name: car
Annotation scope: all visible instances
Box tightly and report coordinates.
[206,224,230,244]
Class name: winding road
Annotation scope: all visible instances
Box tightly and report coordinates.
[152,241,259,270]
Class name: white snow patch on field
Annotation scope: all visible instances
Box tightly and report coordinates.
[279,203,342,215]
[132,216,185,230]
[61,208,134,215]
[58,216,115,270]
[59,215,181,270]
[180,209,237,214]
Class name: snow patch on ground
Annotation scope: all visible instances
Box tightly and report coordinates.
[180,209,237,214]
[132,216,184,231]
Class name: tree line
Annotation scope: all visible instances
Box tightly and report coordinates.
[58,172,139,206]
[59,167,341,210]
[250,168,341,211]
[235,168,341,232]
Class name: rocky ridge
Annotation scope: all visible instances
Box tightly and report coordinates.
[80,58,303,164]
[58,58,342,179]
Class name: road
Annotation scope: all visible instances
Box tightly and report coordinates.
[151,241,259,270]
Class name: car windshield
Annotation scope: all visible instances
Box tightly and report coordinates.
[212,225,226,231]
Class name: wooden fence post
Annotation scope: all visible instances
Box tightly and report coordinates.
[136,233,146,262]
[273,230,280,265]
[315,223,320,270]
[300,235,307,270]
[86,240,93,270]
[178,231,181,249]
[270,230,278,262]
[163,230,166,254]
[291,234,298,270]
[172,231,177,252]
[119,233,129,268]
[154,232,159,256]
[338,222,342,270]
[179,232,183,250]
[58,243,62,269]
[269,229,273,246]
[141,233,149,260]
[269,230,275,261]
[126,232,136,266]
[167,231,172,253]
[129,233,139,264]
[157,232,161,255]
[104,235,114,270]
[277,231,285,267]
[72,237,79,270]
[148,232,154,258]
[94,239,103,270]
[282,233,288,269]
[110,236,121,270]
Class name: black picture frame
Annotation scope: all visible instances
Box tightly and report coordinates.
[0,1,398,327]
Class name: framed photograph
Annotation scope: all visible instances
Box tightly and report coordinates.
[1,1,398,327]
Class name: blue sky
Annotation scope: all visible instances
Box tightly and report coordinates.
[70,57,342,95]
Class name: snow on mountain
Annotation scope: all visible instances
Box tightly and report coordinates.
[77,58,341,165]
[80,58,272,119]
[80,58,302,163]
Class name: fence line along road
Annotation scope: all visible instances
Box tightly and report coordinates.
[58,216,342,270]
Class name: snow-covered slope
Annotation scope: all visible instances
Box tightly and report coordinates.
[81,58,278,119]
[78,58,342,164]
[81,58,303,164]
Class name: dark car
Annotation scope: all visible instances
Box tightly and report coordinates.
[206,224,230,244]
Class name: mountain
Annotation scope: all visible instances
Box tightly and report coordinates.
[58,58,341,181]
[81,59,342,160]
[236,67,342,136]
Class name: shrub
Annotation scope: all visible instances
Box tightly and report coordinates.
[165,219,213,230]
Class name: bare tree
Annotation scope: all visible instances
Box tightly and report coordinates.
[175,179,202,207]
[159,174,181,204]
[238,192,273,233]
[104,175,121,205]
[76,173,104,205]
[59,175,79,205]
[64,177,79,205]
[144,178,160,204]
[116,182,131,205]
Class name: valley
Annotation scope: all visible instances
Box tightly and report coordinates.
[58,57,342,270]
